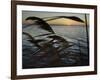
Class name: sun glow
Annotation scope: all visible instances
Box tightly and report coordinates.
[47,18,85,26]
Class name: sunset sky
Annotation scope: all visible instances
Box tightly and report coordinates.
[47,18,85,26]
[22,11,89,26]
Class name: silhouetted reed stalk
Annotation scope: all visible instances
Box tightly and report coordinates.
[85,14,89,56]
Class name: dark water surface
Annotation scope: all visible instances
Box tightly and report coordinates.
[22,25,89,69]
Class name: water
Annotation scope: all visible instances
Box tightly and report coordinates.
[51,25,87,40]
[22,25,89,69]
[23,25,88,42]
